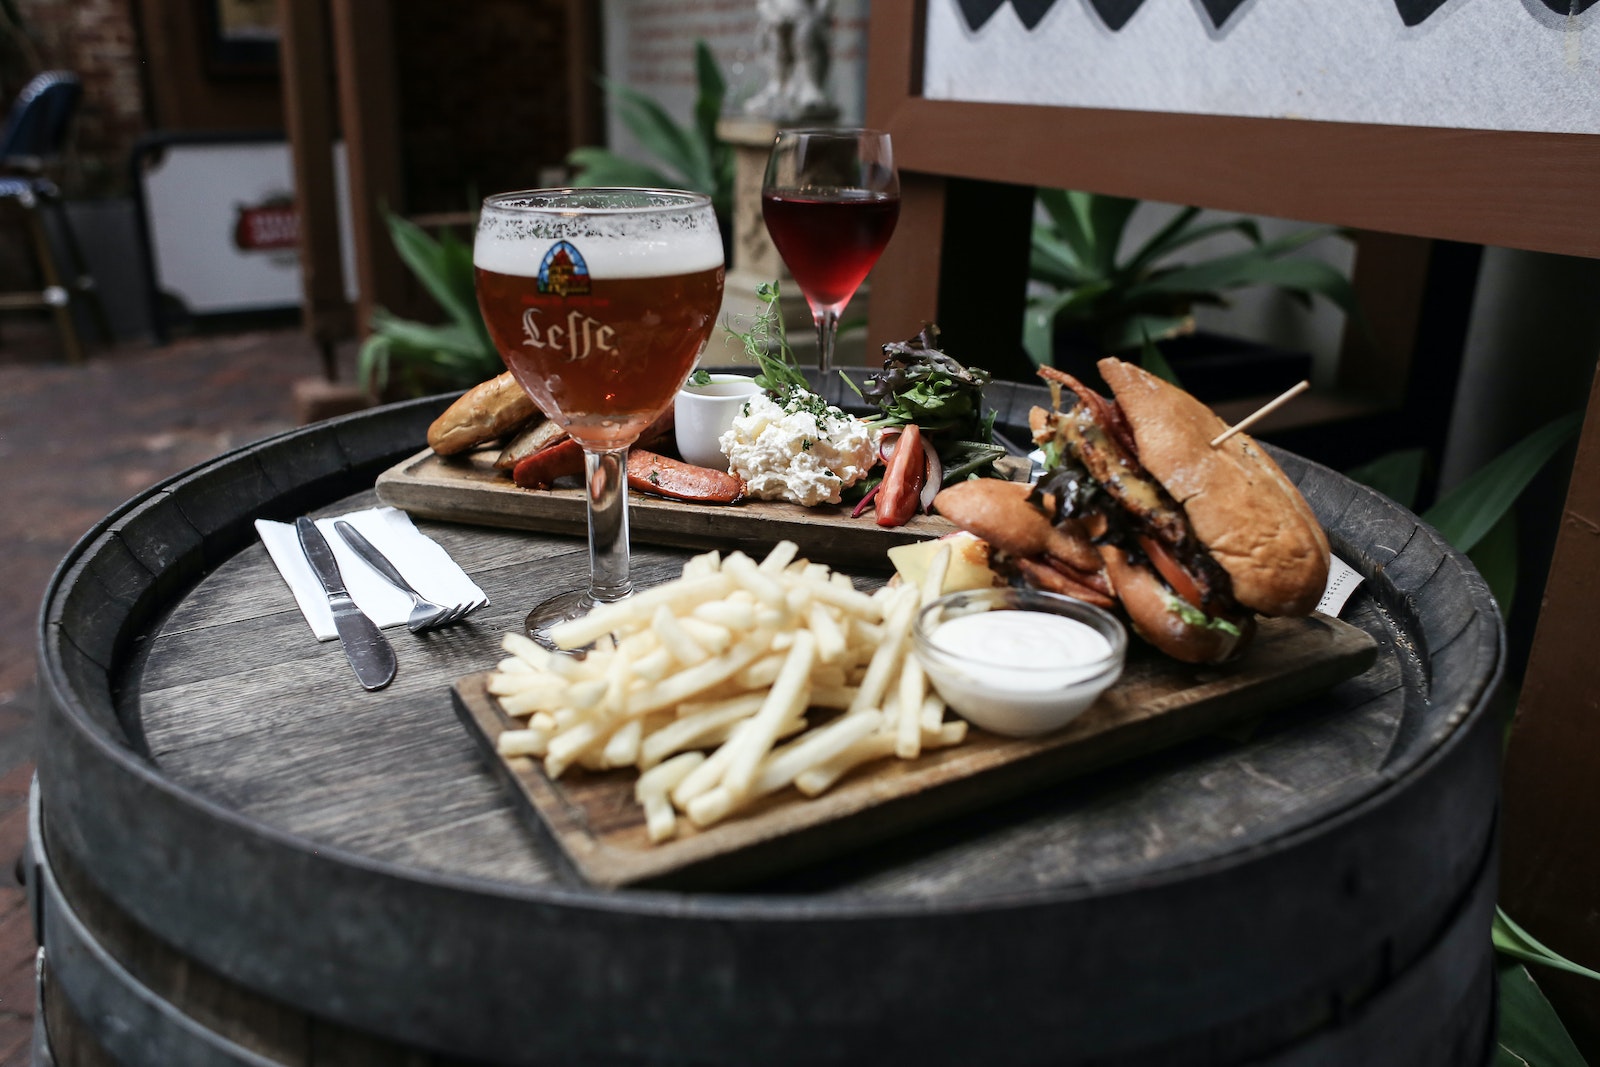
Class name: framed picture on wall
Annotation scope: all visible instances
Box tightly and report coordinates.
[203,0,280,79]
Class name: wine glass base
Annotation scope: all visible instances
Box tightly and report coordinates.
[523,589,598,653]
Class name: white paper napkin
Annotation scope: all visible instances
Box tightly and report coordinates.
[256,506,489,641]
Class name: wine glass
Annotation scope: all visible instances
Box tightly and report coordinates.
[474,189,725,642]
[761,128,900,377]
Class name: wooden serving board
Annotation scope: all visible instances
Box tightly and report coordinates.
[452,612,1378,890]
[376,447,952,566]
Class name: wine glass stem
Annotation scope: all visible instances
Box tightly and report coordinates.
[583,445,632,604]
[815,306,841,378]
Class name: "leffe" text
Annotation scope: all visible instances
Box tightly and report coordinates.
[522,308,616,362]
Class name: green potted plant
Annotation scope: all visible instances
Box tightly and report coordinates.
[566,40,734,232]
[1025,190,1361,394]
[357,213,500,399]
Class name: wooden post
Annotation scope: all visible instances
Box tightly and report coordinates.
[331,0,408,338]
[278,0,351,379]
[565,0,602,151]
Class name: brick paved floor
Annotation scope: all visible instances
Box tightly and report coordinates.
[0,318,358,1063]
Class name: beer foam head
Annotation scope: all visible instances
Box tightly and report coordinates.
[475,190,723,278]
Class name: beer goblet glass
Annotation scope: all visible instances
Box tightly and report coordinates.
[474,189,725,640]
[761,128,900,376]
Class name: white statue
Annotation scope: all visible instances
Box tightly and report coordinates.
[744,0,839,122]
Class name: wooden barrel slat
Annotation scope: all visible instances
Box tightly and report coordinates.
[34,391,1504,1065]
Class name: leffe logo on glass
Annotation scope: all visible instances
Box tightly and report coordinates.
[523,240,616,362]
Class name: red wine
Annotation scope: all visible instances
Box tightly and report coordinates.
[761,189,901,311]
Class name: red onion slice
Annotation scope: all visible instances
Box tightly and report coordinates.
[920,445,943,513]
[878,428,902,464]
[851,482,880,518]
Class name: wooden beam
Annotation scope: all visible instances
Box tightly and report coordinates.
[278,0,351,377]
[1501,360,1600,1061]
[331,0,408,337]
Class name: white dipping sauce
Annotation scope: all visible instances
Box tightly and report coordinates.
[920,609,1121,737]
[929,610,1112,687]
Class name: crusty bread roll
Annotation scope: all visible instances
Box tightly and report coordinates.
[1099,544,1254,664]
[427,372,540,456]
[1097,358,1329,617]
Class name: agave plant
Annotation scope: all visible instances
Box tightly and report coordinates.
[357,213,501,399]
[1345,411,1590,1067]
[1023,191,1361,365]
[566,40,734,226]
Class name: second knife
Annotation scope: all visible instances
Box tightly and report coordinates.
[295,516,398,691]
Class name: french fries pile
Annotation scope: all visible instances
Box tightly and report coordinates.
[487,541,964,843]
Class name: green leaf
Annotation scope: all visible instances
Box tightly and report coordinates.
[1102,313,1192,353]
[1495,906,1600,983]
[1131,244,1359,315]
[1022,305,1057,367]
[384,213,482,335]
[565,146,677,189]
[1344,448,1427,510]
[1469,512,1520,611]
[1495,961,1591,1067]
[1029,225,1091,288]
[692,40,727,165]
[1138,331,1182,386]
[602,78,710,190]
[1424,413,1582,553]
[1123,213,1262,278]
[1069,192,1139,276]
[1036,188,1094,268]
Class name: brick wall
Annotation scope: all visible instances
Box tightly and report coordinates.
[8,0,147,197]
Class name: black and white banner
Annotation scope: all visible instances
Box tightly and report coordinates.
[926,0,1600,134]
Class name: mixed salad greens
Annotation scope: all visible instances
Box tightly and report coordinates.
[845,324,1007,488]
[716,281,1007,525]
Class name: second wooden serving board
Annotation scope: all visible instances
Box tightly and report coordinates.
[452,611,1378,890]
[377,447,953,566]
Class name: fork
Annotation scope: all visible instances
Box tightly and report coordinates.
[333,520,485,633]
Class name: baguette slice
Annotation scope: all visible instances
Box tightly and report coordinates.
[427,372,539,456]
[495,418,567,470]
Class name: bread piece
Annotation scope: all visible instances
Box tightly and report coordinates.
[495,418,567,471]
[1097,358,1329,616]
[427,372,540,456]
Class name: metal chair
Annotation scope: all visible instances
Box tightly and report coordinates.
[0,71,109,363]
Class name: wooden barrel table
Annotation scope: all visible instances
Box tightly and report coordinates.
[32,382,1503,1066]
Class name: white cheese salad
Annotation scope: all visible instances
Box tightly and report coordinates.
[720,392,879,506]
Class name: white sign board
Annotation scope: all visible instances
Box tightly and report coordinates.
[923,0,1600,135]
[601,0,870,164]
[142,140,355,314]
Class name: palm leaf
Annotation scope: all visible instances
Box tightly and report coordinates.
[566,146,678,189]
[1036,189,1097,271]
[1468,512,1520,611]
[1138,330,1182,386]
[1068,191,1139,276]
[383,214,483,338]
[1423,413,1582,553]
[1130,247,1359,315]
[1495,906,1600,983]
[692,40,727,165]
[1344,448,1427,510]
[1495,962,1590,1067]
[1122,213,1262,278]
[601,78,710,190]
[1029,224,1091,288]
[1102,313,1192,353]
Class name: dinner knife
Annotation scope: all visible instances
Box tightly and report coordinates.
[295,516,398,691]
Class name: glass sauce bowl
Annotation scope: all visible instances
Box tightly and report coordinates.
[912,587,1127,737]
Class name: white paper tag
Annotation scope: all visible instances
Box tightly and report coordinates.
[1317,554,1364,617]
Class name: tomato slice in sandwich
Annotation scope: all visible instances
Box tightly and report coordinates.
[1137,534,1205,610]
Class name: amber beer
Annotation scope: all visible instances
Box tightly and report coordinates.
[474,233,725,451]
